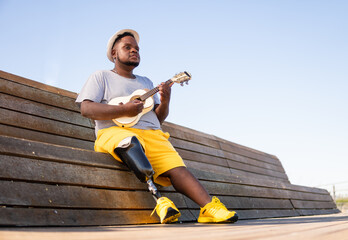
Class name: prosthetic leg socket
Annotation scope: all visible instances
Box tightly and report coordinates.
[114,136,161,199]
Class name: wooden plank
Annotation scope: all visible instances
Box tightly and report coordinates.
[223,150,285,172]
[164,122,287,178]
[0,124,94,150]
[0,77,78,112]
[186,160,288,182]
[0,152,288,203]
[0,180,186,210]
[162,168,328,205]
[0,93,91,127]
[171,138,287,181]
[0,108,95,141]
[0,70,77,100]
[0,153,320,210]
[219,196,294,210]
[272,219,348,240]
[0,137,336,208]
[179,148,287,178]
[183,195,294,209]
[0,207,195,226]
[0,135,321,200]
[177,148,229,167]
[163,122,285,171]
[1,154,331,211]
[237,209,301,219]
[162,123,221,149]
[286,191,333,202]
[163,122,219,142]
[0,135,115,169]
[0,142,333,209]
[0,181,153,209]
[219,141,283,166]
[288,184,331,195]
[171,137,287,179]
[184,160,232,176]
[189,209,301,220]
[296,209,341,216]
[226,159,288,180]
[1,213,347,239]
[200,181,333,202]
[189,168,329,195]
[170,137,225,158]
[228,168,288,182]
[291,200,337,209]
[0,136,328,196]
[0,154,187,195]
[217,135,279,160]
[0,155,144,190]
[200,180,291,199]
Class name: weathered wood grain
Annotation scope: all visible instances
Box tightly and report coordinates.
[0,93,91,127]
[0,136,332,200]
[0,208,196,226]
[0,135,119,169]
[0,70,338,227]
[0,77,78,111]
[0,108,94,141]
[291,199,337,209]
[1,213,347,240]
[0,180,187,210]
[0,124,94,150]
[0,71,77,98]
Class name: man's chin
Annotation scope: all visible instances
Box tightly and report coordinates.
[125,61,139,67]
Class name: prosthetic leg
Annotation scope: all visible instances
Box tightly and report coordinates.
[114,136,181,223]
[114,136,161,200]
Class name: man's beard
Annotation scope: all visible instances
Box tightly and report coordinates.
[117,55,139,67]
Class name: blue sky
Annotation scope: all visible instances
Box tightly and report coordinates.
[1,0,347,196]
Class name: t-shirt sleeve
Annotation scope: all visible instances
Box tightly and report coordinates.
[76,71,105,104]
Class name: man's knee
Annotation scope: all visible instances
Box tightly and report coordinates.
[160,166,187,178]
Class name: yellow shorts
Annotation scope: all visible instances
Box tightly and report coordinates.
[94,126,186,186]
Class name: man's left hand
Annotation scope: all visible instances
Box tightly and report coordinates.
[158,82,171,104]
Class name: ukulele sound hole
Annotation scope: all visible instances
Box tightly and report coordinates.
[130,95,141,101]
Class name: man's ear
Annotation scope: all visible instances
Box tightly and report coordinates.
[111,49,118,62]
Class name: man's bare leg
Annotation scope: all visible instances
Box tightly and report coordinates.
[161,167,211,207]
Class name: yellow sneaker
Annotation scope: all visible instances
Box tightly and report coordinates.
[151,197,181,224]
[198,196,238,223]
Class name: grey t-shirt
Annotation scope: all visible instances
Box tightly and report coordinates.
[76,70,161,136]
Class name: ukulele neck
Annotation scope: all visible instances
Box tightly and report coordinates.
[139,79,173,101]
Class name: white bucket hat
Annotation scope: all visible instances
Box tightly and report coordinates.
[106,29,140,63]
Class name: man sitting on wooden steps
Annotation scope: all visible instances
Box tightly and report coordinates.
[76,29,238,224]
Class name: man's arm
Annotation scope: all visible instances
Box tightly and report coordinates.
[80,100,144,120]
[155,82,171,124]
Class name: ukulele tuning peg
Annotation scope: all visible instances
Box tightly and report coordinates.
[186,81,189,85]
[180,83,184,86]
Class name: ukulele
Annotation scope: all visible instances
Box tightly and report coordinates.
[108,71,191,128]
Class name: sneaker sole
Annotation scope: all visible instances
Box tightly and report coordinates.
[161,207,181,224]
[198,213,239,224]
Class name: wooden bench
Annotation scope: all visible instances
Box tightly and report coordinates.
[0,70,339,226]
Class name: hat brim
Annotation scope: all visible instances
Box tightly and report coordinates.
[107,29,140,63]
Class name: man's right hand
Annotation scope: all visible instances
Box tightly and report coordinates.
[120,99,144,117]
